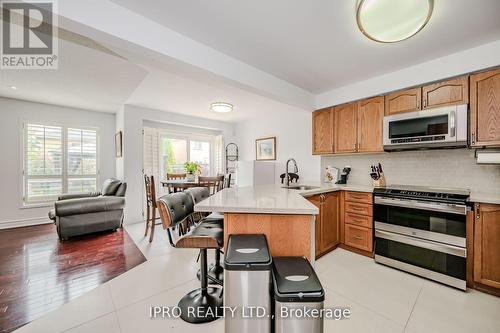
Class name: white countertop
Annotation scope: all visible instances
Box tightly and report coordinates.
[469,192,500,205]
[194,183,374,215]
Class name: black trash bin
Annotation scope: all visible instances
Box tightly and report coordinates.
[272,256,325,333]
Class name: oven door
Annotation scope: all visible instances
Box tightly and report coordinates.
[374,196,467,247]
[375,230,466,290]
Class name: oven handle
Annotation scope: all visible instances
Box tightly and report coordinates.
[374,196,467,215]
[375,230,466,257]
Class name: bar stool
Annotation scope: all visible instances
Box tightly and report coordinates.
[185,187,224,284]
[157,192,223,323]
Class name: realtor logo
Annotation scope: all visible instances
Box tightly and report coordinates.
[1,0,58,69]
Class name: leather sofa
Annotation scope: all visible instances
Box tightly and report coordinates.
[48,178,127,240]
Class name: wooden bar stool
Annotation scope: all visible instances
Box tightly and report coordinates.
[157,192,223,324]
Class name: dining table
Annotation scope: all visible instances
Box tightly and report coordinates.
[160,179,201,192]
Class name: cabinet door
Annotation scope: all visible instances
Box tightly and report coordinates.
[385,87,422,115]
[474,203,500,289]
[470,69,500,147]
[334,102,358,153]
[308,195,323,257]
[312,107,334,154]
[422,76,469,109]
[357,96,384,153]
[321,192,340,251]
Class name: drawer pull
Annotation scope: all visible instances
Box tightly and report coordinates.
[353,236,363,240]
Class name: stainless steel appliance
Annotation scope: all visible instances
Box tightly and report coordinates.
[383,104,468,151]
[373,185,471,290]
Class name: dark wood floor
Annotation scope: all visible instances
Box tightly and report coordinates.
[0,224,146,333]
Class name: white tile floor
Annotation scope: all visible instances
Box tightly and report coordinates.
[14,221,500,333]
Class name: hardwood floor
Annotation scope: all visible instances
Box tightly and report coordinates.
[0,224,146,333]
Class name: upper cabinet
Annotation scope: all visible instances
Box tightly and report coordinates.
[385,87,422,115]
[357,96,384,153]
[385,76,469,116]
[312,107,334,155]
[422,76,469,109]
[470,68,500,147]
[334,102,358,153]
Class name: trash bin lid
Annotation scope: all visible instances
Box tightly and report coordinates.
[272,257,325,302]
[224,234,272,271]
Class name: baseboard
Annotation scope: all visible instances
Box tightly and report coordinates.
[0,216,52,229]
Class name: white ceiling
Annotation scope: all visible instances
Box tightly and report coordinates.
[0,38,147,112]
[109,0,500,93]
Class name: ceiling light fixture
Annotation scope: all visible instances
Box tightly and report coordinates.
[9,85,17,90]
[210,102,233,113]
[356,0,434,43]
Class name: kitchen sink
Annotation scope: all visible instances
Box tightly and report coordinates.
[283,185,320,191]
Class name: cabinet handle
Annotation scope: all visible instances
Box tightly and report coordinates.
[417,100,421,109]
[471,132,476,145]
[423,98,427,109]
[475,203,480,220]
[353,236,363,240]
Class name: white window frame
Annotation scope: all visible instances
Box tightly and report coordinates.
[21,121,100,207]
[158,130,216,180]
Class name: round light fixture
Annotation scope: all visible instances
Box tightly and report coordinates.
[210,102,233,113]
[356,0,433,43]
[9,85,17,90]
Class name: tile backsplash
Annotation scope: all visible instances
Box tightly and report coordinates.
[321,149,500,194]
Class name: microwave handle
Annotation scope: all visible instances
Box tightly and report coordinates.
[450,111,456,137]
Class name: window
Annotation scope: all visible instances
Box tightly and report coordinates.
[24,123,98,204]
[159,134,214,180]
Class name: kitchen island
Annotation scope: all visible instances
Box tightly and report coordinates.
[194,184,373,263]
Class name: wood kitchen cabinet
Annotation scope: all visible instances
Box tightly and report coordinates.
[385,87,422,115]
[341,191,373,256]
[334,102,358,153]
[312,107,334,154]
[357,96,384,152]
[308,192,340,258]
[473,203,500,295]
[470,68,500,147]
[422,76,469,109]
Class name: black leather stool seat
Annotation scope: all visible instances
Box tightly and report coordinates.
[176,224,223,249]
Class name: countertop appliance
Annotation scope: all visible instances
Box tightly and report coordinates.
[373,185,471,290]
[383,104,468,151]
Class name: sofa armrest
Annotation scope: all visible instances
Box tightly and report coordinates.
[55,196,125,217]
[58,192,101,201]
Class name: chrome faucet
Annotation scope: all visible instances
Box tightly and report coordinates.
[285,158,299,186]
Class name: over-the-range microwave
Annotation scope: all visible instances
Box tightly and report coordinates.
[383,104,468,151]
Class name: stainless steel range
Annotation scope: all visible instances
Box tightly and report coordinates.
[373,185,471,290]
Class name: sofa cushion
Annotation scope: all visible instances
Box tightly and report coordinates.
[101,178,122,196]
[115,183,127,197]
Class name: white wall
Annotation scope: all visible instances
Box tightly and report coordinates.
[235,108,321,183]
[0,97,116,229]
[117,104,236,224]
[321,149,500,195]
[316,39,500,108]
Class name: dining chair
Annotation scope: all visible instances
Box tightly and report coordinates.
[198,175,224,195]
[144,174,158,242]
[166,173,186,193]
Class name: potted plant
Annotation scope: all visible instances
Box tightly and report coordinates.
[184,162,199,182]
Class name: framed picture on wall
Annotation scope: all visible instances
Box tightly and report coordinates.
[115,131,123,157]
[255,136,276,160]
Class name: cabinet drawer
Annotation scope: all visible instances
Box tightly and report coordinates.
[345,224,373,252]
[345,191,372,204]
[345,201,372,216]
[345,212,372,228]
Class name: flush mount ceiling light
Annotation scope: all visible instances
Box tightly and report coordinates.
[8,85,17,90]
[210,102,233,113]
[356,0,434,43]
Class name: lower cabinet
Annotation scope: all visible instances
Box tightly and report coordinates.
[342,191,373,255]
[473,203,500,295]
[308,192,340,258]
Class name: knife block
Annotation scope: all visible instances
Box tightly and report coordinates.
[372,172,386,188]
